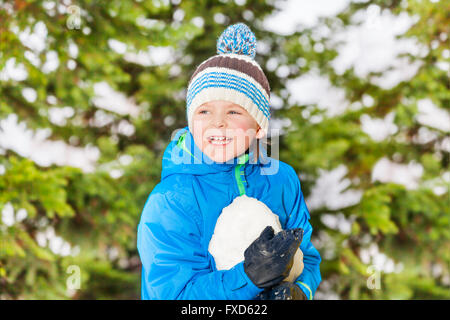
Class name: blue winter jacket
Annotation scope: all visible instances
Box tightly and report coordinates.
[137,126,322,300]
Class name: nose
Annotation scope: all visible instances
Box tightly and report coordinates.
[212,114,226,128]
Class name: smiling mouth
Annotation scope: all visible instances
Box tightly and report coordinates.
[207,136,233,146]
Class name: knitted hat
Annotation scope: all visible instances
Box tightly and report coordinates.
[186,23,271,135]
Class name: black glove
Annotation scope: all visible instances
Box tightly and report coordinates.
[243,226,303,289]
[256,282,308,300]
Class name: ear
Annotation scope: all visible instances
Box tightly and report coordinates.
[255,127,265,139]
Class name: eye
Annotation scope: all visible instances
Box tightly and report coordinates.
[229,110,240,114]
[198,110,208,114]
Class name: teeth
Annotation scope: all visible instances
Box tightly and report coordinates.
[209,136,232,145]
[210,140,229,145]
[209,136,231,141]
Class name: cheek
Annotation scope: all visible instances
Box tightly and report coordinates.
[191,126,206,147]
[192,119,206,136]
[234,118,252,130]
[232,120,258,139]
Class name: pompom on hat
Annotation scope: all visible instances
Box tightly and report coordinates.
[186,23,271,135]
[216,22,257,58]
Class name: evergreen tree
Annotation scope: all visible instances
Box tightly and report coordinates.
[0,0,448,299]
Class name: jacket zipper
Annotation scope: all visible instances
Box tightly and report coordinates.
[234,153,249,196]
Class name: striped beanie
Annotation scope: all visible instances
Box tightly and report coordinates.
[186,23,271,135]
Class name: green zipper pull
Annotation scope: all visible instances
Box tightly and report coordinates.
[176,132,200,162]
[237,153,249,164]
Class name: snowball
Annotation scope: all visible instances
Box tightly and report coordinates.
[208,194,303,283]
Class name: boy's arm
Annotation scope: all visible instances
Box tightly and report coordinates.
[137,192,263,300]
[284,165,322,300]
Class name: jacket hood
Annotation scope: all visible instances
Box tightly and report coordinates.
[161,126,268,180]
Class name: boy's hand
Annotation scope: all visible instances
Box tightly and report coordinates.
[243,226,303,289]
[255,282,308,300]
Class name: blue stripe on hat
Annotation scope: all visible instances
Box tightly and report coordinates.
[187,72,270,119]
[187,72,269,108]
[187,72,269,110]
[187,81,270,120]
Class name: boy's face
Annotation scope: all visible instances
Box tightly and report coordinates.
[191,100,265,163]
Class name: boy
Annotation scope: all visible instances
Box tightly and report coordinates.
[137,23,321,300]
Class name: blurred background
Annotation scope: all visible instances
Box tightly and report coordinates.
[0,0,448,299]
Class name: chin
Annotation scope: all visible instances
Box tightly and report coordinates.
[203,147,237,164]
[210,155,234,163]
